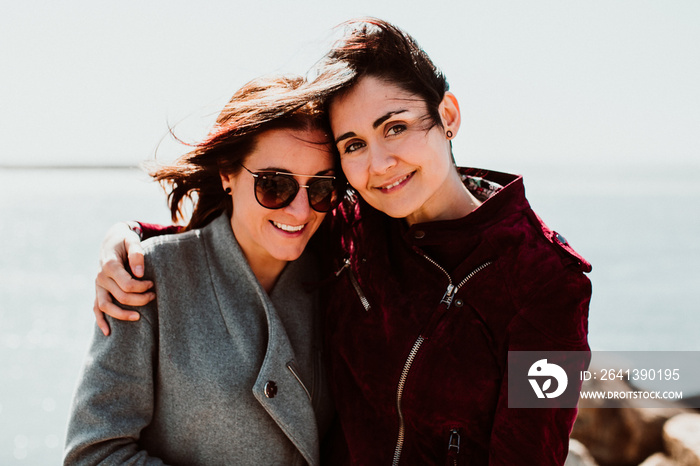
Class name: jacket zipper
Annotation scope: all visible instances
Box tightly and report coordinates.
[422,255,492,309]
[336,258,371,312]
[391,336,425,466]
[446,428,461,466]
[391,258,492,466]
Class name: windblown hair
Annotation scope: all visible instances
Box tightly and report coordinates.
[310,17,450,129]
[150,75,332,230]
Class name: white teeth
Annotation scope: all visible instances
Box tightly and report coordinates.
[272,221,304,232]
[381,174,411,190]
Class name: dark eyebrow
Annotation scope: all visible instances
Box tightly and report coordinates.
[373,110,407,129]
[314,168,335,176]
[334,132,356,145]
[334,110,409,145]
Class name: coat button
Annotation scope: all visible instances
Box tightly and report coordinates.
[264,381,278,398]
[455,299,464,307]
[414,230,426,239]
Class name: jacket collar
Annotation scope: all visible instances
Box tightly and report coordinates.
[402,167,530,245]
[200,213,321,466]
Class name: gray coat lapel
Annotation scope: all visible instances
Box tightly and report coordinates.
[202,214,320,466]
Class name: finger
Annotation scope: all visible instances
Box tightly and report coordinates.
[96,285,142,321]
[125,236,146,278]
[97,275,155,308]
[93,297,111,336]
[101,299,142,322]
[99,261,154,294]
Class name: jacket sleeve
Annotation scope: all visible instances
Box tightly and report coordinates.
[137,222,182,241]
[64,307,166,465]
[487,270,592,466]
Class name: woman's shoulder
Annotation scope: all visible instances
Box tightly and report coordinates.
[493,207,591,277]
[142,228,202,255]
[141,214,230,262]
[138,222,220,285]
[479,210,592,347]
[131,222,222,325]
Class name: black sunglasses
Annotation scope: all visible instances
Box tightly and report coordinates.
[240,164,342,213]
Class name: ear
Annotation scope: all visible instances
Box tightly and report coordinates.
[439,92,461,137]
[220,170,234,192]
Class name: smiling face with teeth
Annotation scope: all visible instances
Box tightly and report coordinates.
[330,76,476,226]
[220,127,335,284]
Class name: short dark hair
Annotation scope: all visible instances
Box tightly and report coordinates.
[312,18,450,129]
[151,75,332,230]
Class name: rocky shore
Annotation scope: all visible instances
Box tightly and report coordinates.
[565,376,700,466]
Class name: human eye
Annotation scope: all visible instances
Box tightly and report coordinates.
[341,140,366,155]
[386,123,407,137]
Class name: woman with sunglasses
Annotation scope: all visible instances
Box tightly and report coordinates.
[90,19,592,466]
[64,75,339,465]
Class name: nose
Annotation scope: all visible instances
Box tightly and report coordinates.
[282,184,313,220]
[367,144,397,175]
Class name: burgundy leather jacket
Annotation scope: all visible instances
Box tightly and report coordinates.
[323,167,592,466]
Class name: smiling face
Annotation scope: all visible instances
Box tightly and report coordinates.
[329,75,468,225]
[220,127,335,274]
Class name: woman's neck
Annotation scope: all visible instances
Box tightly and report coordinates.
[405,170,481,226]
[229,222,287,294]
[247,258,286,293]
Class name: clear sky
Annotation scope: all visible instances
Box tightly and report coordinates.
[1,0,698,170]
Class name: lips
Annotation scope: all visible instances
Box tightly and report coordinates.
[271,220,305,233]
[376,171,414,192]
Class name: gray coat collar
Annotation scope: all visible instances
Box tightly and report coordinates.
[201,214,322,465]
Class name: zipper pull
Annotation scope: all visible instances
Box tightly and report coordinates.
[335,257,351,277]
[448,429,460,453]
[440,284,456,308]
[446,428,461,465]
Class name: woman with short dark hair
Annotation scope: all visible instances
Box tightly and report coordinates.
[310,19,591,465]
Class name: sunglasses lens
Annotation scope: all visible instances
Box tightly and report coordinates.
[255,174,297,209]
[308,179,340,212]
[251,170,341,212]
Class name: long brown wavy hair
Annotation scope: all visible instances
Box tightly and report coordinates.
[150,75,333,230]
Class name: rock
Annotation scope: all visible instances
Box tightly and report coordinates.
[571,376,691,466]
[638,452,681,465]
[663,413,700,466]
[564,438,598,466]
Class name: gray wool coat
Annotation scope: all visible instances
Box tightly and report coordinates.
[64,213,334,466]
